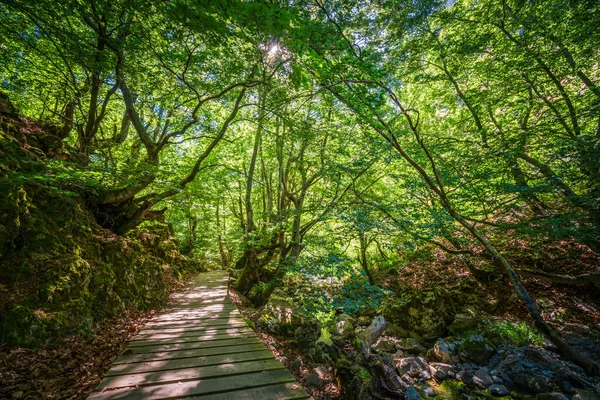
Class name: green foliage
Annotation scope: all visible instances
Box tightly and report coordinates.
[1,0,599,356]
[331,274,390,314]
[484,321,547,347]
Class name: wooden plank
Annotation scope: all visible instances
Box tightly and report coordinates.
[150,313,241,323]
[144,315,243,328]
[89,369,298,399]
[162,305,238,312]
[126,330,256,348]
[152,309,240,317]
[132,326,252,341]
[89,271,308,400]
[121,336,263,354]
[114,342,267,364]
[154,306,238,313]
[171,295,229,304]
[138,321,247,335]
[105,349,274,376]
[143,319,244,329]
[193,383,311,400]
[140,317,246,333]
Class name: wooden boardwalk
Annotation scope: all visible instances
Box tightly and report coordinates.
[88,271,310,399]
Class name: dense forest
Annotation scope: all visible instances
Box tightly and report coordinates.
[1,0,599,398]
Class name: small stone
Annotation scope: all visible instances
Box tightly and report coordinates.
[423,386,436,397]
[472,369,493,388]
[392,350,405,364]
[405,385,422,400]
[432,338,459,363]
[314,366,329,380]
[419,369,432,381]
[334,315,355,337]
[489,384,510,397]
[456,370,473,384]
[305,373,324,387]
[461,362,477,370]
[429,362,453,381]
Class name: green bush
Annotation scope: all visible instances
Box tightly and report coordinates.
[485,321,546,347]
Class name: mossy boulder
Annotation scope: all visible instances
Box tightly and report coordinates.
[459,334,496,365]
[381,290,452,341]
[0,131,202,348]
[257,288,321,350]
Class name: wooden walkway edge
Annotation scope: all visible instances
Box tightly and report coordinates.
[88,271,310,400]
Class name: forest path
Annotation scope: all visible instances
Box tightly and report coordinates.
[88,271,310,400]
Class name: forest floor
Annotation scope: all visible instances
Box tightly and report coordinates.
[0,281,187,400]
[229,288,342,400]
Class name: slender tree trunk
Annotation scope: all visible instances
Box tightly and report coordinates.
[216,203,228,268]
[358,230,375,285]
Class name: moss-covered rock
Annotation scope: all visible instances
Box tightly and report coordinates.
[0,130,203,348]
[257,288,321,350]
[459,334,496,365]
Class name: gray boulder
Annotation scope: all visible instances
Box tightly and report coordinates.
[395,356,429,378]
[514,372,552,394]
[459,334,496,365]
[472,369,493,388]
[488,384,510,397]
[372,337,398,354]
[423,385,436,397]
[431,338,460,363]
[429,362,454,381]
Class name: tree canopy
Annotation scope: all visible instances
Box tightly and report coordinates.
[1,0,599,375]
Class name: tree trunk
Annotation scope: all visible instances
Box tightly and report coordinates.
[216,203,228,268]
[358,231,375,285]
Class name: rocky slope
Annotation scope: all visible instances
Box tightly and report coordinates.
[238,276,600,400]
[0,94,202,348]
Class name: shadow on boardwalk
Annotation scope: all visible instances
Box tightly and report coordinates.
[88,271,310,399]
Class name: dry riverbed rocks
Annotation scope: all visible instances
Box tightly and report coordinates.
[255,298,600,399]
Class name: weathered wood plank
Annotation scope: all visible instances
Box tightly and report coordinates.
[89,271,308,400]
[162,304,238,312]
[126,330,256,348]
[96,359,285,391]
[105,349,274,376]
[140,317,246,330]
[89,370,299,399]
[114,342,266,364]
[132,326,252,341]
[144,315,243,328]
[150,313,241,323]
[194,383,311,400]
[121,336,263,354]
